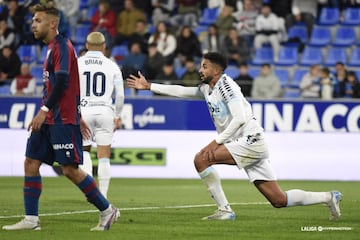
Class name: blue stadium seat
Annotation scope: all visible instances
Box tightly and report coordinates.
[308,26,332,47]
[224,66,240,79]
[80,0,90,10]
[287,25,308,43]
[248,68,260,78]
[17,45,38,64]
[137,90,153,97]
[332,26,356,47]
[274,69,290,87]
[275,46,298,66]
[290,68,308,88]
[342,8,360,25]
[37,46,47,64]
[348,47,360,67]
[111,45,129,65]
[175,66,187,78]
[252,46,274,65]
[30,65,44,85]
[193,25,208,36]
[124,87,134,96]
[299,47,323,66]
[324,47,348,66]
[318,7,340,25]
[0,85,11,95]
[72,25,91,45]
[199,7,220,26]
[283,88,301,98]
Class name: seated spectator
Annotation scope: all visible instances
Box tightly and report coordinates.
[55,0,80,38]
[299,64,321,99]
[148,21,177,61]
[201,24,222,54]
[151,0,176,26]
[122,42,146,79]
[319,67,334,100]
[0,19,17,50]
[0,46,21,86]
[334,62,348,98]
[128,19,151,54]
[254,4,282,62]
[234,63,253,97]
[45,0,70,38]
[113,0,147,46]
[144,42,165,80]
[345,71,360,98]
[90,0,117,46]
[181,56,200,87]
[251,63,282,99]
[10,63,36,96]
[175,25,202,68]
[169,0,199,28]
[222,27,250,65]
[155,59,178,84]
[285,6,314,40]
[233,0,258,49]
[216,5,235,37]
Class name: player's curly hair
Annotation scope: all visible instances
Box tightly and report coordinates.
[203,52,228,72]
[33,4,59,17]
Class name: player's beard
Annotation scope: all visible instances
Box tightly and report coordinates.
[200,73,212,84]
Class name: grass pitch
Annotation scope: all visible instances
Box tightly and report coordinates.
[0,177,358,240]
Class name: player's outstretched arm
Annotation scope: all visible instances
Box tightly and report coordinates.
[127,71,151,90]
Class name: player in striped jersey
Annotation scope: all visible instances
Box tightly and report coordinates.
[78,32,124,198]
[127,52,342,221]
[2,5,119,231]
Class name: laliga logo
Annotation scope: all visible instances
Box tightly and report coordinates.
[134,107,165,128]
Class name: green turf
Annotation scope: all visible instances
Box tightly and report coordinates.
[0,177,358,240]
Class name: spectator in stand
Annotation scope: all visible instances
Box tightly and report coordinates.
[151,0,176,26]
[254,4,281,62]
[54,0,80,38]
[175,25,202,68]
[291,0,319,20]
[144,42,165,80]
[0,46,21,86]
[169,0,200,28]
[251,63,282,99]
[201,24,222,54]
[319,67,334,100]
[128,19,151,54]
[215,5,235,37]
[90,0,117,47]
[45,0,70,38]
[113,0,147,46]
[181,56,201,87]
[285,6,315,39]
[0,0,26,48]
[222,27,250,65]
[234,62,253,97]
[122,42,146,79]
[0,19,16,50]
[155,59,178,84]
[299,64,321,99]
[148,21,177,61]
[10,63,36,96]
[334,62,348,98]
[233,0,258,50]
[345,71,360,98]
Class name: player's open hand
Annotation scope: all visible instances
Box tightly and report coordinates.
[127,71,151,90]
[27,109,47,132]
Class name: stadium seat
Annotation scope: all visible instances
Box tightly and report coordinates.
[308,26,332,47]
[299,47,323,66]
[332,26,356,47]
[175,66,187,78]
[137,90,153,97]
[72,25,91,45]
[111,45,129,65]
[37,46,47,64]
[348,47,360,67]
[324,47,348,66]
[274,69,290,87]
[199,7,220,26]
[30,65,44,85]
[283,88,301,98]
[318,7,340,25]
[275,46,298,66]
[80,0,90,10]
[124,87,134,96]
[291,68,308,87]
[0,85,11,95]
[248,68,260,78]
[252,46,274,65]
[17,45,38,64]
[287,25,308,43]
[342,8,360,25]
[224,66,240,79]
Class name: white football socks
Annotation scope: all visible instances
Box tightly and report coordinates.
[98,158,111,199]
[286,189,331,207]
[80,151,93,176]
[199,167,232,212]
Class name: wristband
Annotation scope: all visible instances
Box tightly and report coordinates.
[41,105,49,112]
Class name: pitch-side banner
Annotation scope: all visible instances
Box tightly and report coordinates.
[0,97,359,132]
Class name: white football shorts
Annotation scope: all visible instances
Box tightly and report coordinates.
[225,133,277,183]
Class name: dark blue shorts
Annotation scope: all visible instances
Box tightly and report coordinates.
[26,124,83,166]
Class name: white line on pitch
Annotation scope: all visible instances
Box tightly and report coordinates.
[0,202,269,219]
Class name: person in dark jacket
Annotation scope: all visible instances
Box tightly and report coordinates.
[0,45,21,85]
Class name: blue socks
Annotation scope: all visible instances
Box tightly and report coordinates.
[24,176,42,216]
[77,175,109,211]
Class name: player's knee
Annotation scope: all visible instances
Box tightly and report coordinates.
[24,157,41,175]
[193,152,209,170]
[270,196,287,208]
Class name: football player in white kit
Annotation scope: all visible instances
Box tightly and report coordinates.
[78,32,124,198]
[127,52,342,221]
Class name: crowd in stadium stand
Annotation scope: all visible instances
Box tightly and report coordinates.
[0,0,360,99]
